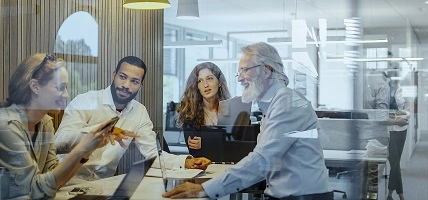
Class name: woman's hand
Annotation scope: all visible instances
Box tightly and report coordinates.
[187,136,202,150]
[80,119,114,152]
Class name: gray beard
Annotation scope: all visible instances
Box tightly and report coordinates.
[241,77,265,103]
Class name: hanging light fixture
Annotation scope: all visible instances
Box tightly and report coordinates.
[176,0,199,20]
[123,0,171,10]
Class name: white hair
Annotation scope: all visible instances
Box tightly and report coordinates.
[241,42,289,86]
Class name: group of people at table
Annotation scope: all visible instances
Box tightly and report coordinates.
[0,42,335,200]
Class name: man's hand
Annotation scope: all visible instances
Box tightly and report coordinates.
[108,127,139,148]
[185,157,211,170]
[162,182,206,199]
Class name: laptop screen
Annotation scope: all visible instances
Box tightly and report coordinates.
[68,157,155,200]
[112,157,156,198]
[155,133,168,192]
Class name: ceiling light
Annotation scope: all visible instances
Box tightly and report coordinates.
[123,0,171,10]
[267,35,388,45]
[196,57,292,63]
[164,40,223,48]
[177,0,199,20]
[325,56,424,62]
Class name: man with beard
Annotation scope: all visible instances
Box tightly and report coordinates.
[55,56,210,182]
[162,42,332,200]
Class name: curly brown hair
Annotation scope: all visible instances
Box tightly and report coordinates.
[176,62,231,130]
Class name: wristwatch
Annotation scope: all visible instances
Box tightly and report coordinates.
[80,157,89,164]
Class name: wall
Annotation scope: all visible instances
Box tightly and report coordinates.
[0,0,164,174]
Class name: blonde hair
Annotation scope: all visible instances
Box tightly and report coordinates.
[0,53,65,108]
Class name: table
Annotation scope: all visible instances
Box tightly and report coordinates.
[55,164,232,200]
[323,150,388,200]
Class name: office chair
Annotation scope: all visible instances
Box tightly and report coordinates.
[165,101,182,132]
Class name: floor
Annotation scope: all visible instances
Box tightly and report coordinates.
[388,131,428,200]
[329,131,428,200]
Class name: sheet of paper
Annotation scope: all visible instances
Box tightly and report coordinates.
[146,168,204,179]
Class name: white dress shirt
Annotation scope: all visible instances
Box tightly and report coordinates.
[388,86,408,132]
[55,86,188,181]
[202,83,329,199]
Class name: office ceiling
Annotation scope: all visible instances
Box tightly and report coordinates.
[164,0,428,44]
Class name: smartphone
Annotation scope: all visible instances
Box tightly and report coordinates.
[68,187,86,195]
[99,116,120,132]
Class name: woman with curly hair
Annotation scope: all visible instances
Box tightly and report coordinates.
[176,62,231,156]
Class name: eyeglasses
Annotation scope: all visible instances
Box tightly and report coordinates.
[32,54,57,78]
[235,65,263,77]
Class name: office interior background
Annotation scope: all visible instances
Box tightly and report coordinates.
[1,0,428,199]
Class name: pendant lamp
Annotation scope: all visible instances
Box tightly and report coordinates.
[123,0,171,10]
[176,0,199,20]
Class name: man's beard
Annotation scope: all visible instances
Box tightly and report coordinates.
[110,82,139,105]
[241,76,265,103]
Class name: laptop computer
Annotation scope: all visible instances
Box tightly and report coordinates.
[155,133,168,192]
[183,127,256,162]
[156,133,206,192]
[183,128,225,161]
[68,156,155,200]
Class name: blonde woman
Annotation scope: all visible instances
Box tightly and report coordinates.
[0,54,112,199]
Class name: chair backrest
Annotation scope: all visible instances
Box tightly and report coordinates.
[223,140,257,163]
[165,101,181,132]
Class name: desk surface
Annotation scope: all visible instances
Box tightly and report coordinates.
[323,150,387,163]
[19,151,386,199]
[56,164,231,200]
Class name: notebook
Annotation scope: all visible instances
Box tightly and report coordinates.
[68,157,155,200]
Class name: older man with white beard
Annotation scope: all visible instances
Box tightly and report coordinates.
[163,42,332,200]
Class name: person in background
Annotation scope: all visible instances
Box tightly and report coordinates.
[365,70,390,110]
[0,53,111,199]
[386,56,408,200]
[176,62,231,156]
[163,42,332,199]
[55,56,211,182]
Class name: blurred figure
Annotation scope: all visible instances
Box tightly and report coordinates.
[0,53,110,199]
[386,54,408,200]
[163,42,332,199]
[176,62,231,155]
[365,70,390,110]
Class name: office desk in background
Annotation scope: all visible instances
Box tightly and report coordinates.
[323,150,388,200]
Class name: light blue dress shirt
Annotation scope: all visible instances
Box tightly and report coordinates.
[202,83,329,198]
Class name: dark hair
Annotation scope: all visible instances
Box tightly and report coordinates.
[0,53,64,108]
[115,56,147,81]
[176,62,231,129]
